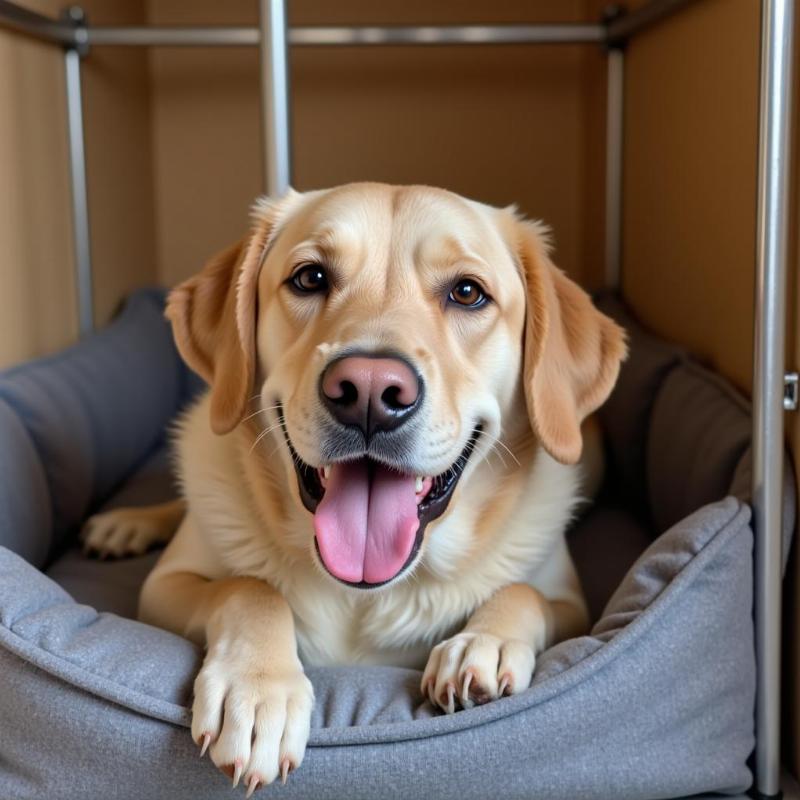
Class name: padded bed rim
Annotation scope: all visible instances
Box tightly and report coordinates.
[0,497,750,748]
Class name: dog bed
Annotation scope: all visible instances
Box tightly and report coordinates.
[0,289,794,800]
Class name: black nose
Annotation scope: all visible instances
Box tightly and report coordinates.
[320,353,422,438]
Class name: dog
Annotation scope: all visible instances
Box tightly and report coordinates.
[82,182,626,794]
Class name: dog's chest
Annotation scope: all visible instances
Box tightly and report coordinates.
[281,577,454,668]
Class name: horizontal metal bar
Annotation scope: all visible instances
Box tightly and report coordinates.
[0,0,74,45]
[85,23,605,48]
[86,25,256,47]
[0,0,705,51]
[606,0,699,45]
[290,24,605,46]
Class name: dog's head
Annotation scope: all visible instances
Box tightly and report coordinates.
[167,183,626,589]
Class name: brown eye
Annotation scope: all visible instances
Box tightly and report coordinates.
[449,279,487,308]
[291,264,329,294]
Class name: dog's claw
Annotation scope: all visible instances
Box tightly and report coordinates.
[461,671,473,705]
[425,679,436,707]
[199,732,211,758]
[246,775,260,798]
[232,759,244,789]
[446,683,456,714]
[498,674,510,697]
[280,758,292,785]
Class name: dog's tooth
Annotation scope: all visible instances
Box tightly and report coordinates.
[415,476,424,493]
[322,465,331,480]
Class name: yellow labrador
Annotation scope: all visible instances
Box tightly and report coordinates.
[83,183,626,794]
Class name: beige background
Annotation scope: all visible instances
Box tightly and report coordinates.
[149,0,597,289]
[0,0,156,366]
[2,0,799,774]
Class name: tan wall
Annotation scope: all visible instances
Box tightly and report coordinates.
[148,0,601,289]
[0,0,156,369]
[4,0,603,360]
[1,0,77,367]
[622,0,759,393]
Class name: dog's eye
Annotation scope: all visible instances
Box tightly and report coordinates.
[290,264,329,294]
[449,279,487,308]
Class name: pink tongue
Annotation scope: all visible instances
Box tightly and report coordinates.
[313,461,420,584]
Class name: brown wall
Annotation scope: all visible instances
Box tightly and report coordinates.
[0,0,76,367]
[81,2,157,329]
[0,0,157,369]
[148,0,601,289]
[622,0,760,393]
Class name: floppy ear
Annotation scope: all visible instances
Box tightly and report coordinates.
[515,219,627,465]
[165,192,298,435]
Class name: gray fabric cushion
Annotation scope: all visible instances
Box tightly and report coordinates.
[595,292,684,523]
[0,290,187,565]
[648,360,751,533]
[0,397,51,567]
[46,448,179,617]
[567,504,652,623]
[0,498,754,799]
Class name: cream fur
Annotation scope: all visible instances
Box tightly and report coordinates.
[83,182,626,791]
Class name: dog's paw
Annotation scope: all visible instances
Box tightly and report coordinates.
[191,656,314,794]
[81,508,170,559]
[420,631,535,714]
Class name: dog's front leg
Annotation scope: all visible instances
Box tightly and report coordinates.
[420,583,586,714]
[140,569,312,793]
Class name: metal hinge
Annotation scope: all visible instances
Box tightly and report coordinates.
[785,372,799,411]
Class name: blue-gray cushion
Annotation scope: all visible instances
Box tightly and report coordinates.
[0,290,187,565]
[0,498,754,800]
[46,447,178,618]
[595,292,684,526]
[647,360,751,533]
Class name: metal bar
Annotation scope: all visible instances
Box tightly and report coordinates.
[86,25,257,47]
[604,48,624,288]
[606,0,698,46]
[64,45,94,335]
[290,24,605,46]
[0,0,75,45]
[753,0,795,796]
[259,0,291,196]
[3,0,703,50]
[84,23,605,48]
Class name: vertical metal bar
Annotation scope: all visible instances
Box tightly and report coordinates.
[64,43,93,335]
[605,47,625,288]
[753,0,794,796]
[258,0,291,195]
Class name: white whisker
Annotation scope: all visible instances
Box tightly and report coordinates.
[249,419,287,455]
[480,431,521,468]
[487,442,508,469]
[241,403,282,423]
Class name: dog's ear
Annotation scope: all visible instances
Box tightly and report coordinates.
[514,219,627,465]
[166,191,299,435]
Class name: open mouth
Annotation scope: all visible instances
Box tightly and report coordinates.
[277,406,481,589]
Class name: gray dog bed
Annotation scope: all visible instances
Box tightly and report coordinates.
[0,289,794,800]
